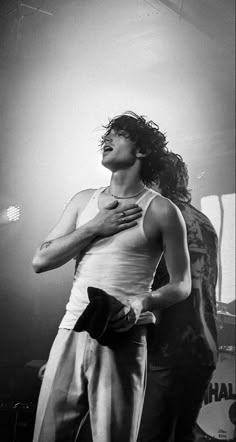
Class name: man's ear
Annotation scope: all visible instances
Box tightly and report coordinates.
[152,179,162,194]
[136,148,151,159]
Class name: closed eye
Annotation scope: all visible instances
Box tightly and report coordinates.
[117,130,130,138]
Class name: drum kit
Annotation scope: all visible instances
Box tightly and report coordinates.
[196,301,236,442]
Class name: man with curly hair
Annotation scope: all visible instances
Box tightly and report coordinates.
[32,112,191,442]
[138,152,218,442]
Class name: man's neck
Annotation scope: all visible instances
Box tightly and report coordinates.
[109,170,144,198]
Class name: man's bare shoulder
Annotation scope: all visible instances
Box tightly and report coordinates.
[150,193,183,223]
[71,188,98,204]
[66,188,99,215]
[150,192,176,211]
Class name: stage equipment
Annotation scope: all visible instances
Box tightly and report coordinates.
[196,303,236,441]
[0,205,21,225]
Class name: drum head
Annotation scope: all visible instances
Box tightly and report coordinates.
[197,350,236,441]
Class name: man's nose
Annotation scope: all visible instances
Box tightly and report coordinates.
[105,134,113,143]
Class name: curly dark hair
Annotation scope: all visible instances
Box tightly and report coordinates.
[100,111,169,185]
[155,151,192,203]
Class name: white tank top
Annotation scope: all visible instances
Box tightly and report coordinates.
[59,187,162,329]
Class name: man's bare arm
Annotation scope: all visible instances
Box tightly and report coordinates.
[107,197,191,332]
[33,223,100,273]
[32,190,95,273]
[148,200,191,310]
[32,191,142,273]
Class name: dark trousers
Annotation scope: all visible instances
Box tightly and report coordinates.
[137,364,214,442]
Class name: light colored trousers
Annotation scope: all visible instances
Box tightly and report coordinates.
[33,327,147,442]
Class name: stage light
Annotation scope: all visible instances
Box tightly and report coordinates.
[6,205,21,222]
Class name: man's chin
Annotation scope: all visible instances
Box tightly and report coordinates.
[101,158,114,171]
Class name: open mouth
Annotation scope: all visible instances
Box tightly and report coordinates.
[103,145,113,152]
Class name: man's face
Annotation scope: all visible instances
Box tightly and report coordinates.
[101,128,137,171]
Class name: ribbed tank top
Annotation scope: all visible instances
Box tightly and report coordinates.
[59,187,162,329]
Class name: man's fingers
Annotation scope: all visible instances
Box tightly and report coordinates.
[104,202,142,211]
[118,206,142,220]
[119,212,142,224]
[110,305,130,322]
[121,204,142,213]
[109,310,136,332]
[119,221,139,230]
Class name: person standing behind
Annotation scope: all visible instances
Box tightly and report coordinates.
[32,113,191,442]
[138,152,218,442]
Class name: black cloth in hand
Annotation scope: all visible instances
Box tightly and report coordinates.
[73,286,126,347]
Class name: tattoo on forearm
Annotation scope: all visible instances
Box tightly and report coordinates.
[40,241,53,250]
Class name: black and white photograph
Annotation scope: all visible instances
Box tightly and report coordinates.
[0,1,235,441]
